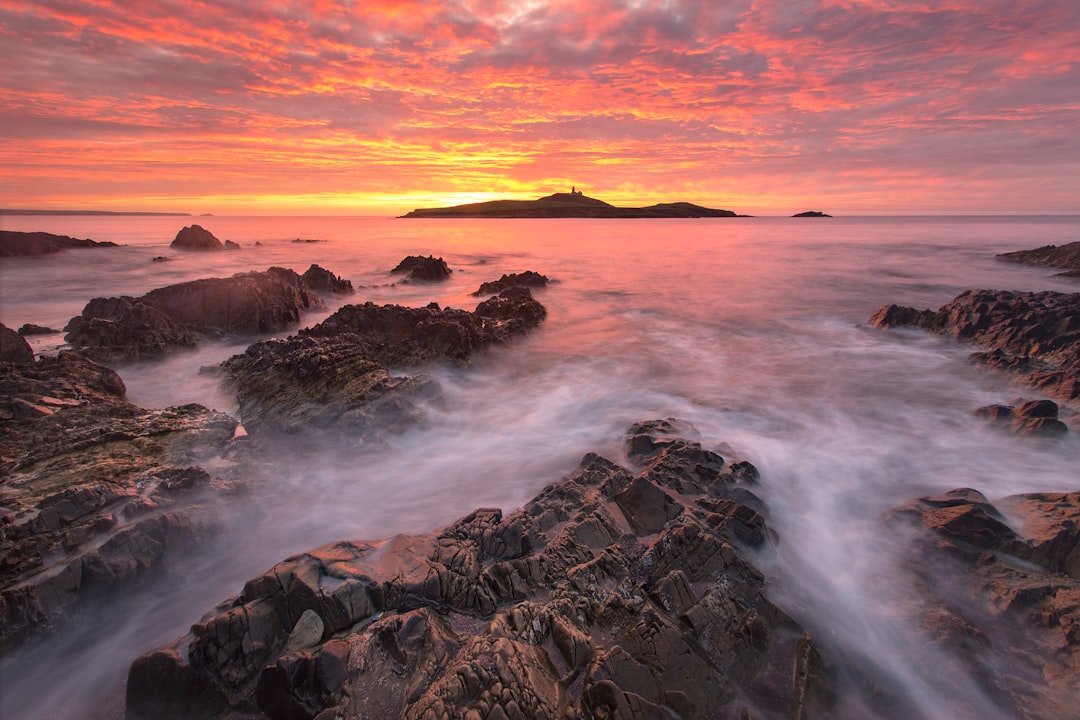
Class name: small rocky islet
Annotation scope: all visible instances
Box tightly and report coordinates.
[1,226,1078,718]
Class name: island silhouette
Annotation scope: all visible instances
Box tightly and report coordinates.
[401,190,746,218]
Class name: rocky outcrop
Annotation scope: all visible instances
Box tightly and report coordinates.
[390,255,451,281]
[221,288,546,435]
[888,488,1080,719]
[792,211,831,218]
[126,420,833,720]
[0,230,118,257]
[0,351,243,652]
[17,323,60,336]
[1,322,35,365]
[472,270,550,296]
[999,241,1080,279]
[975,399,1069,436]
[301,264,354,294]
[64,267,328,364]
[869,290,1080,401]
[170,225,223,251]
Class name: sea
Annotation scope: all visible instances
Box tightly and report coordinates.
[1,214,1078,718]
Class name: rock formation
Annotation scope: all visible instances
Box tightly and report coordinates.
[869,290,1080,401]
[975,399,1069,436]
[792,211,831,218]
[1,322,35,365]
[170,225,224,251]
[221,288,547,435]
[390,255,452,281]
[0,230,118,257]
[0,349,243,652]
[301,264,354,294]
[64,267,328,364]
[126,419,834,720]
[472,270,550,296]
[999,241,1080,279]
[887,488,1080,719]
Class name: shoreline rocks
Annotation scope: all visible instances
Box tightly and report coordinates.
[0,230,118,257]
[126,420,834,720]
[998,241,1080,279]
[472,270,550,296]
[63,267,330,364]
[390,255,451,282]
[869,290,1080,402]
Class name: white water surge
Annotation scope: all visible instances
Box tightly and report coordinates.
[1,215,1078,718]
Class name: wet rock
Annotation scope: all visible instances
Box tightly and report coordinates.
[302,263,354,294]
[999,240,1080,278]
[1,322,35,365]
[0,230,118,257]
[17,323,59,336]
[472,270,550,296]
[127,421,836,720]
[0,351,243,652]
[390,254,451,281]
[64,267,328,364]
[170,224,223,251]
[975,399,1069,436]
[887,487,1080,717]
[870,290,1080,401]
[223,239,241,250]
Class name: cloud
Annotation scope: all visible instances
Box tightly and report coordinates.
[0,0,1077,211]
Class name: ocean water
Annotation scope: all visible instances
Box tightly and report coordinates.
[1,214,1078,718]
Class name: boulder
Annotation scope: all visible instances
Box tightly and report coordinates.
[975,399,1069,436]
[64,267,329,364]
[870,290,1080,401]
[390,255,451,281]
[1,322,35,365]
[170,225,223,251]
[126,421,835,720]
[0,351,242,652]
[17,323,60,336]
[302,264,354,294]
[472,270,550,296]
[888,488,1080,718]
[0,230,118,257]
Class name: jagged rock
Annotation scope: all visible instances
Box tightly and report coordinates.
[0,230,118,257]
[64,267,328,364]
[17,323,59,336]
[472,271,550,296]
[170,224,223,251]
[390,255,451,281]
[126,421,835,720]
[302,264,354,294]
[870,290,1080,401]
[999,241,1080,278]
[223,239,241,250]
[887,488,1080,718]
[975,399,1069,436]
[220,334,440,436]
[0,351,243,652]
[1,322,35,365]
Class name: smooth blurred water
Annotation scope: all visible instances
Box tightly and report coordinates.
[1,215,1078,718]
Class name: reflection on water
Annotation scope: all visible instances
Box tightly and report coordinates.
[1,215,1078,718]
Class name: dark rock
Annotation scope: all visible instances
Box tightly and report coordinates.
[472,271,550,296]
[390,255,451,281]
[126,421,834,720]
[0,230,118,257]
[151,256,171,262]
[999,241,1080,278]
[64,268,328,364]
[17,324,59,336]
[792,211,832,217]
[975,399,1069,436]
[170,224,223,251]
[887,488,1080,717]
[1,322,35,365]
[870,290,1080,401]
[302,264,354,294]
[0,351,242,652]
[223,239,241,250]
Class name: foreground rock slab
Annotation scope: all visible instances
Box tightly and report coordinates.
[126,420,832,720]
[0,350,243,652]
[870,290,1080,401]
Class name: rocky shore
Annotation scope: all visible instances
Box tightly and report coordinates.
[1,230,118,257]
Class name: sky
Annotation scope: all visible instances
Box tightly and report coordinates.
[1,0,1078,215]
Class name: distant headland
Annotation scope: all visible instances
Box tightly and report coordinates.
[401,189,747,218]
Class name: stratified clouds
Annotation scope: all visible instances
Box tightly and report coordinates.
[1,0,1077,212]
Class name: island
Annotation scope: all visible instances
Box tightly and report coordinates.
[401,189,745,218]
[792,210,832,217]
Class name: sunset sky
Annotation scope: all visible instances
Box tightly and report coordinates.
[2,0,1078,215]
